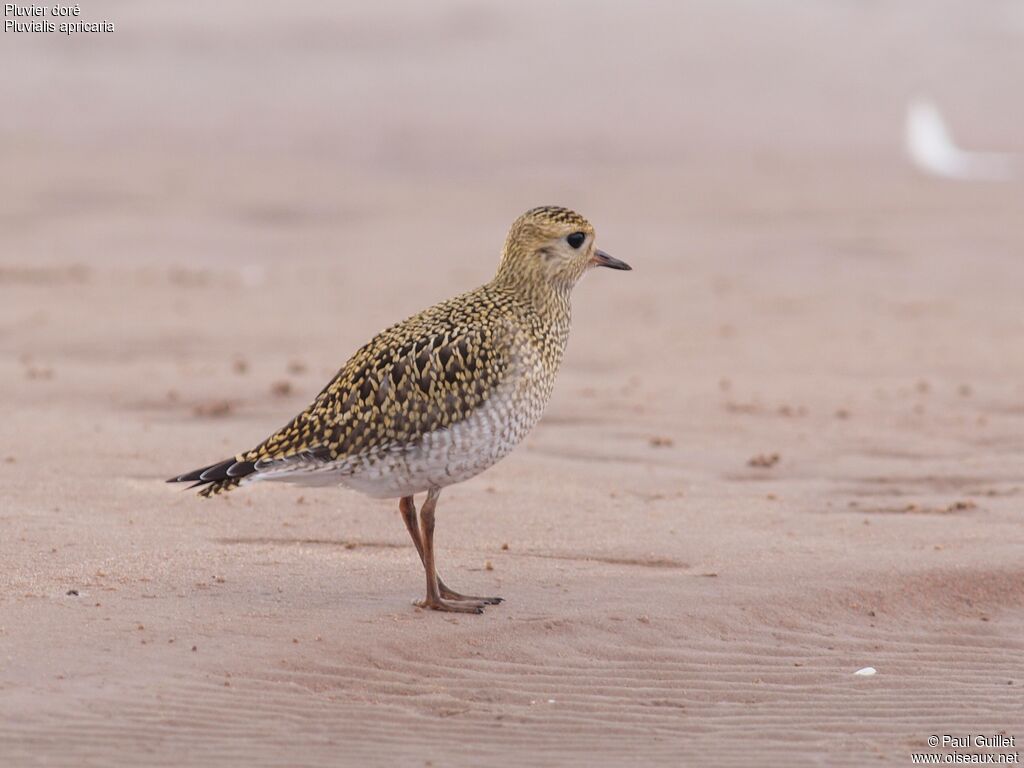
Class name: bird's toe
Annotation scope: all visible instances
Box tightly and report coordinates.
[414,597,488,614]
[438,586,504,605]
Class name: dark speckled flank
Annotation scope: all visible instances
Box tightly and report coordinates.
[242,289,520,474]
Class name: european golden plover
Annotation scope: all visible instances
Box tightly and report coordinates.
[170,206,631,613]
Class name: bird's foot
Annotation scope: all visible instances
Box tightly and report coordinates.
[437,579,503,604]
[440,588,503,605]
[415,597,490,614]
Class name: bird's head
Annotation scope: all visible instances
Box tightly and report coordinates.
[493,206,630,294]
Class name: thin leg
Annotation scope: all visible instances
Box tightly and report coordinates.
[399,495,502,605]
[410,488,493,614]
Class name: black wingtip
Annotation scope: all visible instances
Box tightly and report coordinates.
[168,457,257,488]
[199,458,236,482]
[226,460,256,477]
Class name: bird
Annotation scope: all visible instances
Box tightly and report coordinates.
[169,206,631,613]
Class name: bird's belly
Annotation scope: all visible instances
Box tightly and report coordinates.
[276,389,544,499]
[349,393,538,497]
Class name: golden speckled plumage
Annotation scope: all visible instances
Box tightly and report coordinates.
[211,282,565,497]
[170,206,630,613]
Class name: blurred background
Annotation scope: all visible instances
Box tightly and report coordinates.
[3,0,1023,336]
[4,3,1022,256]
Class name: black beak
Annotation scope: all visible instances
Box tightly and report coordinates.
[590,249,631,271]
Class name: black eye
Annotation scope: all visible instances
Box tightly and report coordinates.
[566,232,586,249]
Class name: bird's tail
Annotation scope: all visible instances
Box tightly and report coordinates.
[167,456,258,497]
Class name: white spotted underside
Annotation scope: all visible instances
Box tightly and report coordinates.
[244,365,548,498]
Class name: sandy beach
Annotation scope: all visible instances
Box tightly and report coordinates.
[1,2,1023,765]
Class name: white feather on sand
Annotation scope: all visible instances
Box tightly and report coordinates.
[905,99,1019,181]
